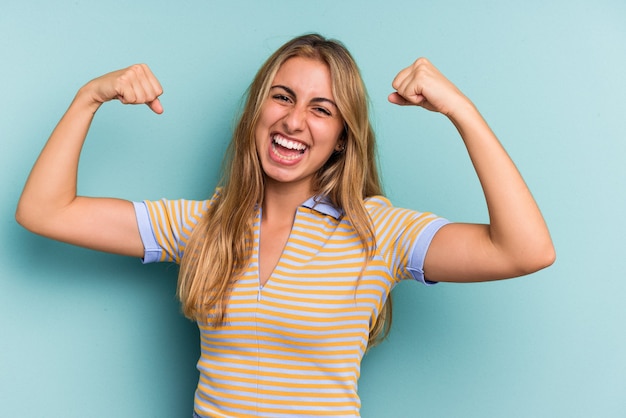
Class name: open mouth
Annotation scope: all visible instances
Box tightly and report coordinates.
[271,134,307,161]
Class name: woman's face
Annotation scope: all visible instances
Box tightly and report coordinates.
[255,57,345,193]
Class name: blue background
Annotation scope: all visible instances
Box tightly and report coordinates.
[1,1,625,417]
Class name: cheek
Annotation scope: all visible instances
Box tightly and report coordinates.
[255,108,269,133]
[315,121,344,147]
[254,106,274,143]
[258,101,283,126]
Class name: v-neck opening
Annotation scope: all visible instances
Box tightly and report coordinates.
[256,206,298,290]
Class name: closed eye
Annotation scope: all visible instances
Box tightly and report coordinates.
[272,94,292,103]
[313,106,332,116]
[269,85,338,117]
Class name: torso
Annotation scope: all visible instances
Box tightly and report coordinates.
[258,219,292,286]
[140,194,446,417]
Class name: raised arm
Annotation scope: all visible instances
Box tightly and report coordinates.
[15,64,163,257]
[389,58,555,282]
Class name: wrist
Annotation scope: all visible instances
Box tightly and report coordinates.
[74,82,105,114]
[447,98,481,128]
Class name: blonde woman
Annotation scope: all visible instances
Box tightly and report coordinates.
[16,34,554,417]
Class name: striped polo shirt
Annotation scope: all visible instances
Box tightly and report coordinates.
[133,194,448,417]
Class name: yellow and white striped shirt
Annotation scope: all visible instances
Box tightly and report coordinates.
[133,194,448,417]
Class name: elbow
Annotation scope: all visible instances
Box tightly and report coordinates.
[16,194,76,239]
[544,243,557,268]
[516,240,556,276]
[15,203,33,232]
[532,245,556,273]
[15,200,42,234]
[537,234,557,270]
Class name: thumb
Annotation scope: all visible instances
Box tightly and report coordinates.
[388,92,428,107]
[147,97,164,114]
[388,92,413,106]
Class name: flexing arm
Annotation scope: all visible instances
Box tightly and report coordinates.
[16,64,163,257]
[389,58,555,282]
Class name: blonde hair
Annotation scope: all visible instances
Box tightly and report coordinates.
[177,33,392,346]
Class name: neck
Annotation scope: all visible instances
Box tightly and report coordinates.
[262,179,314,223]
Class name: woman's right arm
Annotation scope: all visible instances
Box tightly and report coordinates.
[15,64,163,257]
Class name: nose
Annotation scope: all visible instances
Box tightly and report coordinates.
[282,105,306,133]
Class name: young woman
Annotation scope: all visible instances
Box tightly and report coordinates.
[16,34,555,417]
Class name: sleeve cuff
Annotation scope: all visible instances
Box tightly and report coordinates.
[407,218,450,285]
[132,201,163,264]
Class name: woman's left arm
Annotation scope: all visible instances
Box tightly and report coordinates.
[389,58,555,282]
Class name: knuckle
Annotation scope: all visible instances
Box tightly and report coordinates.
[413,57,430,70]
[129,63,143,72]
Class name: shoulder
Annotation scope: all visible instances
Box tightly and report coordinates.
[142,189,221,223]
[364,195,446,231]
[364,195,406,218]
[364,195,393,210]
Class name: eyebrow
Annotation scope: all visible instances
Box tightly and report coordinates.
[270,84,338,109]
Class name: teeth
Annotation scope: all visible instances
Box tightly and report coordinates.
[273,135,307,151]
[271,147,301,160]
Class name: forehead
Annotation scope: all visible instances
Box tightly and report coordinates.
[272,57,334,98]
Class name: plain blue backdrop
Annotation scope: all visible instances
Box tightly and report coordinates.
[1,1,625,417]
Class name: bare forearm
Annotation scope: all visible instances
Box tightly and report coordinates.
[391,58,554,281]
[16,65,163,257]
[449,103,555,273]
[16,89,101,231]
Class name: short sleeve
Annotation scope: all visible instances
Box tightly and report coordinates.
[133,198,210,264]
[366,196,450,285]
[133,201,162,263]
[406,217,450,285]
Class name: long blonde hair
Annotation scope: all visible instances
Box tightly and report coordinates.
[177,33,392,345]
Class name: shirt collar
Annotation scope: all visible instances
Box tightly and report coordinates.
[301,195,344,220]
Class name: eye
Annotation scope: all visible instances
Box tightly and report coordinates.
[272,94,292,103]
[313,106,332,116]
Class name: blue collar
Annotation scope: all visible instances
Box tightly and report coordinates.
[301,195,344,220]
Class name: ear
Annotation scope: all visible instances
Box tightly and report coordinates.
[335,123,348,152]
